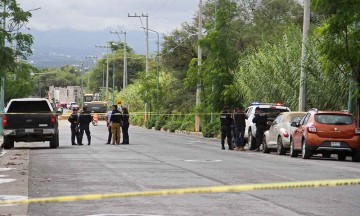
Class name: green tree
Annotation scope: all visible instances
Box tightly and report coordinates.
[0,0,34,102]
[312,0,360,120]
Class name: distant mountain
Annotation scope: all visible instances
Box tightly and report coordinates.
[27,29,159,69]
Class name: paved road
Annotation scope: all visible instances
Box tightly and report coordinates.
[1,120,360,216]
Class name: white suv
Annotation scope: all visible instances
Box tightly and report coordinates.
[244,103,291,150]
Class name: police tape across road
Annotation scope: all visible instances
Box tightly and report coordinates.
[0,178,359,206]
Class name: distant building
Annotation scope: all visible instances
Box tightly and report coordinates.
[48,86,81,105]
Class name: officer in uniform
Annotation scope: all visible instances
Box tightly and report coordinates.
[68,107,80,145]
[220,107,234,150]
[78,106,93,145]
[252,107,268,152]
[233,105,248,151]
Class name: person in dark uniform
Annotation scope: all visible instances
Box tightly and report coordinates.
[121,107,130,144]
[78,106,93,145]
[68,108,80,145]
[110,105,123,145]
[252,107,268,152]
[233,105,248,151]
[220,107,234,150]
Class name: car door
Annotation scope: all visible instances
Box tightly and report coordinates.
[268,115,282,147]
[293,113,311,150]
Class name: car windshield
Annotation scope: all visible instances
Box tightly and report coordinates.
[315,114,354,125]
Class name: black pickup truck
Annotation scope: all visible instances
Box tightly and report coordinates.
[2,98,61,149]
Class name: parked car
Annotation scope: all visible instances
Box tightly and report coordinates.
[263,112,306,154]
[290,108,360,161]
[67,102,77,110]
[2,98,61,149]
[244,102,291,150]
[57,102,67,108]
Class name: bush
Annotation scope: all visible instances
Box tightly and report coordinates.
[130,114,144,126]
[145,117,156,129]
[201,121,220,138]
[155,116,167,130]
[165,120,182,132]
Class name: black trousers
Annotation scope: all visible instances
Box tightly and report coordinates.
[79,124,91,145]
[70,125,79,145]
[255,126,266,148]
[221,126,232,148]
[107,126,112,144]
[122,123,129,143]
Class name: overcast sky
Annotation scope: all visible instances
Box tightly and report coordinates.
[17,0,199,33]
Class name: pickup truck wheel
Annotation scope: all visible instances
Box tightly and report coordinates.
[3,137,14,149]
[50,132,59,148]
[248,129,256,150]
[301,139,312,159]
[289,138,298,157]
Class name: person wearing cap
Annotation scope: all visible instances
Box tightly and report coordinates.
[220,106,234,150]
[68,107,80,145]
[110,104,123,145]
[252,107,268,152]
[78,106,93,145]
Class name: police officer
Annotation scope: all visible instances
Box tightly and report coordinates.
[78,106,93,145]
[110,105,123,145]
[252,107,268,152]
[233,105,248,151]
[220,107,234,150]
[68,107,80,145]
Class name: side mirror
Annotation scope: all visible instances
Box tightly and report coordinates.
[55,110,63,116]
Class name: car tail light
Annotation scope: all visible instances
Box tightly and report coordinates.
[50,115,56,126]
[308,125,317,133]
[283,131,289,138]
[2,116,7,127]
[355,128,360,135]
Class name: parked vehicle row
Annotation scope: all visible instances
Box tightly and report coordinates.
[259,107,360,162]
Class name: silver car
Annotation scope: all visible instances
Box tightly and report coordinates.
[263,112,306,155]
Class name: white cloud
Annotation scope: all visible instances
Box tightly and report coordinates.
[18,0,199,33]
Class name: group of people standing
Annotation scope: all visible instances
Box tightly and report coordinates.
[68,104,130,146]
[105,105,130,145]
[220,106,268,152]
[68,107,92,145]
[220,106,248,151]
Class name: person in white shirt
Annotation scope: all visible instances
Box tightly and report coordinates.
[105,108,113,144]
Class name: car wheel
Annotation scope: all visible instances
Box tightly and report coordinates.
[322,152,331,158]
[289,138,298,157]
[50,131,59,148]
[3,137,14,149]
[337,152,346,161]
[352,150,360,162]
[277,136,286,155]
[248,129,256,150]
[301,139,312,159]
[262,136,270,154]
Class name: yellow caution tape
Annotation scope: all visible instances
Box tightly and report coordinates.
[0,178,359,205]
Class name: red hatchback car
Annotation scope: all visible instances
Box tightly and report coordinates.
[290,109,360,161]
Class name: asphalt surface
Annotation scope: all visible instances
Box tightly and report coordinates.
[0,119,360,216]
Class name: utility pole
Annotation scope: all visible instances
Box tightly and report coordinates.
[195,0,203,132]
[0,2,7,136]
[142,27,160,123]
[95,45,110,101]
[110,30,127,89]
[299,0,310,111]
[129,13,149,122]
